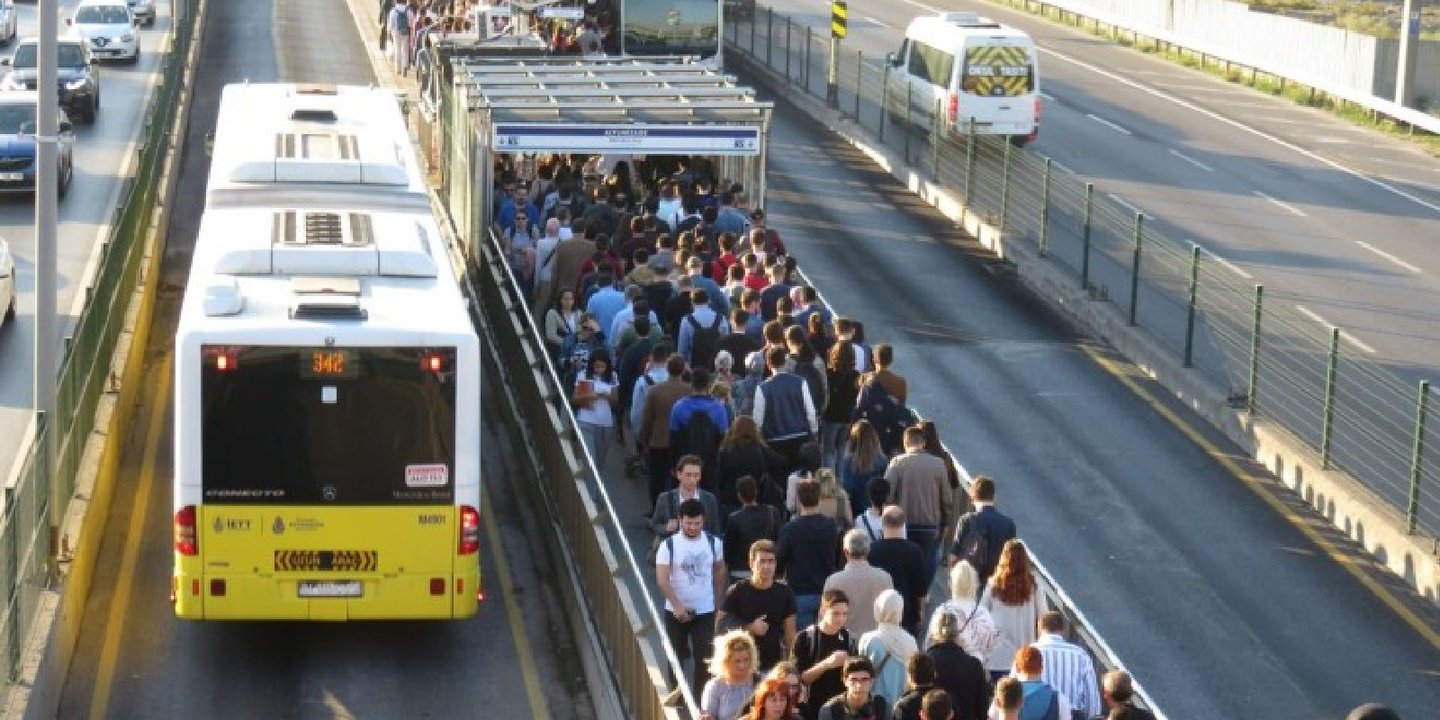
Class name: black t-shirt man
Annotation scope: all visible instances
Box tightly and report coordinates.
[721,579,797,670]
[867,537,926,633]
[793,624,855,720]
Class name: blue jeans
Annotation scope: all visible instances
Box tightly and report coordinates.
[794,593,821,632]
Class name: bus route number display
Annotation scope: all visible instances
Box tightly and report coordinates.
[305,350,356,378]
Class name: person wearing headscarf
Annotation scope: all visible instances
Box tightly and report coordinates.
[857,589,918,707]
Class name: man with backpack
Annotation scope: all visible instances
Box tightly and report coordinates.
[387,0,413,76]
[679,288,730,371]
[1011,647,1071,720]
[655,495,727,699]
[946,475,1017,589]
[818,657,891,720]
[669,369,730,493]
[792,590,856,720]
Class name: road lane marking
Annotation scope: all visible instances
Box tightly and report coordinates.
[1086,113,1132,135]
[1168,148,1213,172]
[1355,240,1423,274]
[1295,305,1378,354]
[1039,91,1055,101]
[1037,45,1440,219]
[862,15,892,28]
[1191,241,1253,279]
[900,0,941,13]
[1079,344,1440,653]
[482,478,552,719]
[1107,193,1143,215]
[88,353,172,720]
[1253,190,1307,217]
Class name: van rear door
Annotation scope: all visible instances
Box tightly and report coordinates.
[957,37,1037,135]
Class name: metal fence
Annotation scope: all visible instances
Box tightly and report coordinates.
[0,0,200,690]
[461,218,692,720]
[726,2,1440,549]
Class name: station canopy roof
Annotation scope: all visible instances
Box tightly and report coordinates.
[451,56,773,125]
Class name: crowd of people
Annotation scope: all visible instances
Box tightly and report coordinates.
[378,0,618,77]
[483,148,1154,720]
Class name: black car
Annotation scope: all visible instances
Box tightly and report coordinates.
[0,91,75,199]
[0,38,100,123]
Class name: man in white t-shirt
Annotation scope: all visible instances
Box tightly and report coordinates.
[657,497,727,698]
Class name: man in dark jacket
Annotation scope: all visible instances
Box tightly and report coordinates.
[777,478,839,631]
[946,475,1017,587]
[753,346,818,473]
[891,654,939,720]
[867,506,927,635]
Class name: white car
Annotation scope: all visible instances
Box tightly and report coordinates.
[0,237,15,329]
[68,0,139,64]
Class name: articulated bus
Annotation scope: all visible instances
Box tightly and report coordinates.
[173,83,482,620]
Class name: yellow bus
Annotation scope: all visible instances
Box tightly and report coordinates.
[172,84,482,620]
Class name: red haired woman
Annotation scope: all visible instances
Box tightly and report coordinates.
[979,539,1049,682]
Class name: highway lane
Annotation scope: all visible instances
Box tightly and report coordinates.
[741,97,1440,718]
[756,0,1440,382]
[0,0,170,485]
[54,1,594,718]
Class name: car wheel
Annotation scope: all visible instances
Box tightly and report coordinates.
[127,48,139,66]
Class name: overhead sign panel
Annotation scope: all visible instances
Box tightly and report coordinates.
[492,124,762,155]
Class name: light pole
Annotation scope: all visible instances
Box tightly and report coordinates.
[37,0,59,569]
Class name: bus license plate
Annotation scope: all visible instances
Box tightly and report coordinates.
[298,580,363,598]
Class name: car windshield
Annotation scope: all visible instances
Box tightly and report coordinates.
[11,44,87,68]
[0,103,38,136]
[75,6,129,24]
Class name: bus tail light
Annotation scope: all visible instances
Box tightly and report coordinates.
[947,91,959,125]
[459,506,480,554]
[174,505,198,556]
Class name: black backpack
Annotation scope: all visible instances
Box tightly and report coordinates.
[954,514,994,580]
[680,407,724,465]
[853,379,914,456]
[687,313,724,371]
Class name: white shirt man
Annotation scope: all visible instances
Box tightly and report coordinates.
[1031,612,1101,719]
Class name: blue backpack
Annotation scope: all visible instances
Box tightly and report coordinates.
[1020,680,1059,720]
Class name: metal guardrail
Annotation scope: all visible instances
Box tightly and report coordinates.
[459,220,694,720]
[0,0,200,694]
[997,0,1440,136]
[727,3,1440,544]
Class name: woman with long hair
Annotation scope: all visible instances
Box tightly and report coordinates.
[572,350,617,469]
[717,415,787,516]
[749,676,800,720]
[544,288,581,364]
[807,311,833,360]
[922,561,998,663]
[701,630,761,720]
[980,540,1049,681]
[821,341,860,470]
[838,420,887,518]
[858,589,918,707]
[917,420,967,545]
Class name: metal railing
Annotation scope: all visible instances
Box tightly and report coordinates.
[459,219,693,720]
[726,5,1439,542]
[0,0,200,695]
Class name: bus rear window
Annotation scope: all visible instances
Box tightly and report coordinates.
[961,45,1033,96]
[200,345,457,505]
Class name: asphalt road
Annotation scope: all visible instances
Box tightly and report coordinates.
[53,1,593,718]
[0,0,170,488]
[757,0,1440,385]
[748,94,1440,718]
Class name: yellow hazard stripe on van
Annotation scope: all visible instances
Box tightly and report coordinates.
[274,550,379,572]
[965,45,1030,97]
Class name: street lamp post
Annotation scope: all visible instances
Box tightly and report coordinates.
[37,0,60,569]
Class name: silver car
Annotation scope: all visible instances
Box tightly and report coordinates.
[125,0,154,27]
[0,237,15,329]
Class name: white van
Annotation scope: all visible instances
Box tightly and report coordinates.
[886,12,1040,145]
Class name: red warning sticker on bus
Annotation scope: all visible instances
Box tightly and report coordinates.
[405,464,449,488]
